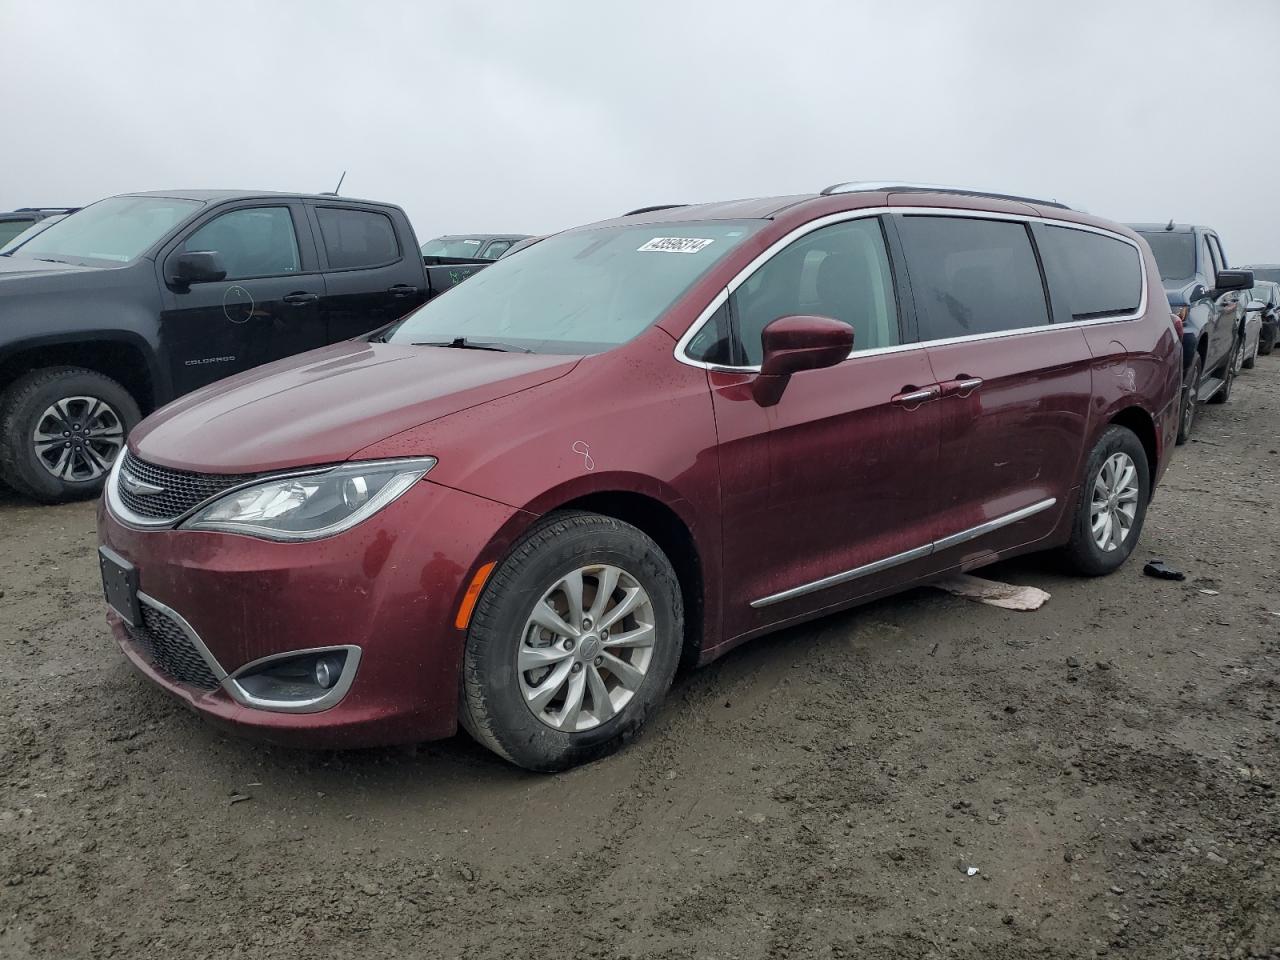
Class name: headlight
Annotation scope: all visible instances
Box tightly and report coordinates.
[180,457,436,541]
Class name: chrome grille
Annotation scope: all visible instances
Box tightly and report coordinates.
[125,603,220,690]
[118,451,257,522]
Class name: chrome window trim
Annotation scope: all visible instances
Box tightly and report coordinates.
[673,206,1149,373]
[749,497,1057,609]
[136,591,229,682]
[224,644,362,714]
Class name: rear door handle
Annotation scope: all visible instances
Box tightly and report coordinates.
[939,376,984,398]
[891,385,941,409]
[388,284,419,298]
[282,292,319,305]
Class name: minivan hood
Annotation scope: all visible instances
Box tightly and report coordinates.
[130,341,581,473]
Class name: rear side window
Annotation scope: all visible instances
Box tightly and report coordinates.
[898,216,1050,340]
[316,208,400,269]
[1039,226,1142,319]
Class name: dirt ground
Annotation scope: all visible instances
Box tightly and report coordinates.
[1,362,1278,960]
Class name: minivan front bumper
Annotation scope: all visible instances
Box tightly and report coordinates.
[97,477,526,748]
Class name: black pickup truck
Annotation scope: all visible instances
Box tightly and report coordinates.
[0,190,485,502]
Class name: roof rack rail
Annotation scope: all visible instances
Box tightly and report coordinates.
[819,181,1071,210]
[622,204,689,216]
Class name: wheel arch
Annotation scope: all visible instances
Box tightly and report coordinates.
[0,332,163,413]
[537,485,708,670]
[1108,405,1158,481]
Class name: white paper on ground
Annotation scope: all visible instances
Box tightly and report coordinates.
[932,574,1050,611]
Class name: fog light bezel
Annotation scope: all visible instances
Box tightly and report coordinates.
[224,645,361,713]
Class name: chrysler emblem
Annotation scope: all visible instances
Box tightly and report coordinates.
[120,470,164,497]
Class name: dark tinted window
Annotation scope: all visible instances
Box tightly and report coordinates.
[898,216,1049,339]
[183,206,300,279]
[1138,232,1196,281]
[316,208,399,269]
[1040,226,1142,319]
[1248,267,1280,285]
[729,218,898,366]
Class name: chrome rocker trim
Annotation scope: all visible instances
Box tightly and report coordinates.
[750,498,1057,608]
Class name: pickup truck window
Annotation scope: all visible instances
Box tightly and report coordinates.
[316,207,400,270]
[183,207,300,279]
[1137,231,1195,282]
[387,220,765,354]
[16,196,200,265]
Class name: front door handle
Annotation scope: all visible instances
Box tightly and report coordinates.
[388,284,419,298]
[940,376,984,398]
[283,292,319,305]
[891,385,941,409]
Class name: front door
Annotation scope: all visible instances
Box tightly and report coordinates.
[160,203,327,395]
[706,215,943,641]
[894,212,1093,561]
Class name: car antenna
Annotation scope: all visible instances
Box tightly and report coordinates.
[320,171,346,197]
[1165,219,1175,231]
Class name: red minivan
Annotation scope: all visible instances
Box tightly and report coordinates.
[97,184,1182,770]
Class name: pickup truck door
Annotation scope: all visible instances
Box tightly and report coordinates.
[305,203,428,341]
[158,201,328,395]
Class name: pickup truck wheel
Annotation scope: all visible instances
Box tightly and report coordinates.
[459,511,683,772]
[1059,425,1150,577]
[1209,336,1239,405]
[0,367,140,503]
[1175,354,1201,445]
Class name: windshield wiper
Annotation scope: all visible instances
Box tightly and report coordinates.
[412,336,532,353]
[32,257,68,264]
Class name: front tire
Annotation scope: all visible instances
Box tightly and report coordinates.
[1175,354,1201,445]
[0,366,140,503]
[460,511,683,772]
[1059,425,1150,577]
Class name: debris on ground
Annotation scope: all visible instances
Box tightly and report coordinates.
[932,574,1050,611]
[1142,559,1186,581]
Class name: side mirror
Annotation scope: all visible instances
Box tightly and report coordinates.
[752,315,854,407]
[1212,269,1254,294]
[1248,300,1267,311]
[168,250,227,286]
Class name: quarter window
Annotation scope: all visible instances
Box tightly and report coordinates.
[727,217,899,366]
[898,215,1050,340]
[1039,226,1142,319]
[183,207,300,279]
[316,208,400,270]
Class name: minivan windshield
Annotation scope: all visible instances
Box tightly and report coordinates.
[389,220,764,354]
[1137,231,1196,282]
[15,196,201,266]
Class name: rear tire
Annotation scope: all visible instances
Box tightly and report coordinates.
[460,510,683,772]
[0,367,140,503]
[1259,328,1275,356]
[1175,354,1201,445]
[1059,425,1150,577]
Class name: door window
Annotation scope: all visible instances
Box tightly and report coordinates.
[898,215,1050,340]
[1202,234,1220,279]
[182,207,300,279]
[1038,226,1142,320]
[1207,234,1227,272]
[726,217,899,366]
[316,207,400,269]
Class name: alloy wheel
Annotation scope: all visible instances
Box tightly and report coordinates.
[1090,452,1139,553]
[32,396,125,482]
[517,564,656,732]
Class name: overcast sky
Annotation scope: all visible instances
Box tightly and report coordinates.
[4,0,1279,261]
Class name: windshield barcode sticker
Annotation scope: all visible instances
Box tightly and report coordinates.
[637,237,715,254]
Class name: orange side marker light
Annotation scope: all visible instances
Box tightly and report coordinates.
[455,561,496,630]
